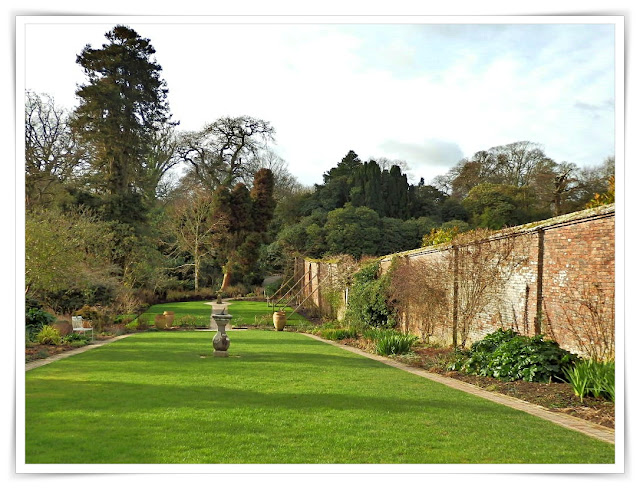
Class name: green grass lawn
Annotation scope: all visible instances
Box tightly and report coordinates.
[136,300,311,329]
[25,330,615,464]
[135,301,213,327]
[226,300,312,329]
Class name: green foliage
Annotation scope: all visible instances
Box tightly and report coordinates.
[325,204,381,258]
[36,325,62,346]
[422,225,461,246]
[175,314,208,329]
[26,306,56,339]
[61,333,91,346]
[449,329,578,382]
[586,175,615,209]
[345,261,396,330]
[71,25,172,220]
[166,288,216,303]
[462,183,529,229]
[319,327,358,341]
[564,359,615,402]
[74,305,112,332]
[25,207,117,311]
[363,329,418,355]
[263,278,283,298]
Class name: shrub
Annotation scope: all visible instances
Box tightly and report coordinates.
[36,325,62,346]
[166,288,215,303]
[564,359,615,402]
[26,306,56,340]
[74,305,113,332]
[124,323,138,333]
[135,315,150,330]
[222,284,250,299]
[449,328,578,382]
[61,333,90,345]
[345,261,396,330]
[175,314,208,329]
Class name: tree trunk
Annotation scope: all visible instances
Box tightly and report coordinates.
[194,257,200,291]
[220,271,232,291]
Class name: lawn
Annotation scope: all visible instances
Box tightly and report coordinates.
[25,330,615,464]
[135,300,311,329]
[226,300,312,329]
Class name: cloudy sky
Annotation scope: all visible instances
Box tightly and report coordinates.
[21,17,618,187]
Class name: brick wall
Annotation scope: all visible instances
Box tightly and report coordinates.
[302,204,615,358]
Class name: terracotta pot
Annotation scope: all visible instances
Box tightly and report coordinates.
[163,311,175,328]
[154,314,167,329]
[273,311,286,331]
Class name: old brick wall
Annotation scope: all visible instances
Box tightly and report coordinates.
[303,204,615,358]
[538,212,615,358]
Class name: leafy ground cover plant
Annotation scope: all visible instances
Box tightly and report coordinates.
[61,333,91,347]
[564,359,615,402]
[449,328,578,382]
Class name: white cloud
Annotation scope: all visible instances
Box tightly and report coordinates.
[22,20,616,186]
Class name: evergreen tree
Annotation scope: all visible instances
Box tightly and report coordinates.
[382,165,409,219]
[250,168,276,233]
[351,160,384,214]
[71,25,173,223]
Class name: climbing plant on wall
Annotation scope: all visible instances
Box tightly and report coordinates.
[344,260,396,330]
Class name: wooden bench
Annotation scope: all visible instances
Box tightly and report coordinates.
[72,315,93,340]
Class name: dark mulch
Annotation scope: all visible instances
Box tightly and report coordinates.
[25,343,77,362]
[342,341,615,430]
[25,333,120,363]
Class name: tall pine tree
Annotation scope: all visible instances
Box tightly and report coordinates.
[71,25,173,224]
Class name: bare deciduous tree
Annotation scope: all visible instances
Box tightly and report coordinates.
[164,187,228,290]
[177,115,275,189]
[25,91,83,208]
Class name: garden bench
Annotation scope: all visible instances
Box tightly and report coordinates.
[71,315,93,340]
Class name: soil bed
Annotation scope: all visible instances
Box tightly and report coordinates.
[342,341,615,430]
[25,333,120,363]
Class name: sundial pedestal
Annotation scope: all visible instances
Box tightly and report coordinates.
[212,312,232,357]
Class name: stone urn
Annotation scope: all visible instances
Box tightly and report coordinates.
[212,311,233,357]
[273,311,286,331]
[163,311,175,328]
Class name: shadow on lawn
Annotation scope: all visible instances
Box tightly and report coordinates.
[27,376,520,422]
[60,349,392,372]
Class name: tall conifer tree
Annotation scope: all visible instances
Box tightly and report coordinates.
[71,25,173,223]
